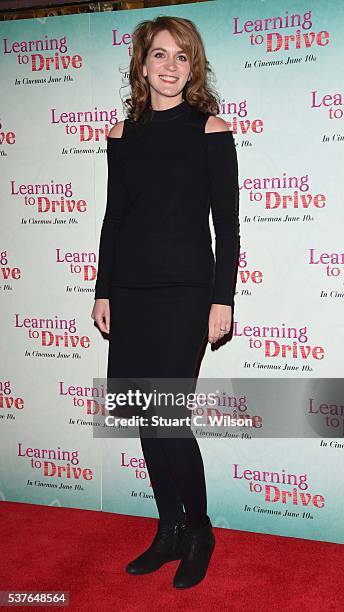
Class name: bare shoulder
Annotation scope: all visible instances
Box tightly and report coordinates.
[108,120,125,139]
[205,115,229,133]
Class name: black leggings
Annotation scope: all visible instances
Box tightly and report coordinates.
[108,284,213,523]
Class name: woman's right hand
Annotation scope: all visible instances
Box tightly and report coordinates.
[91,299,110,334]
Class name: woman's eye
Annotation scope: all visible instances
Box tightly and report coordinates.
[153,52,187,61]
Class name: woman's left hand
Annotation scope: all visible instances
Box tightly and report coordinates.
[208,304,232,344]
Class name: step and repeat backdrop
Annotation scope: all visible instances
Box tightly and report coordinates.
[1,0,343,544]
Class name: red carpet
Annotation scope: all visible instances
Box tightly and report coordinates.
[0,500,343,611]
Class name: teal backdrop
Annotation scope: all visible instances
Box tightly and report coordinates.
[1,0,343,543]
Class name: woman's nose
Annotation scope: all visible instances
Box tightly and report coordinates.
[165,58,177,71]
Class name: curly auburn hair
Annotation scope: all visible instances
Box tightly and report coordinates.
[124,15,221,123]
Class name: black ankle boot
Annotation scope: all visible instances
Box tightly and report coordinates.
[125,514,187,575]
[173,515,215,589]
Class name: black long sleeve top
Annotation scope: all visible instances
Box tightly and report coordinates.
[94,99,240,306]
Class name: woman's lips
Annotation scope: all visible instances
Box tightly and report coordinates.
[159,75,178,84]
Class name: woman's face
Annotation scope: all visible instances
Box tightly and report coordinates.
[142,29,191,101]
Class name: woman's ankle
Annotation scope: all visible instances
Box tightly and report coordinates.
[185,514,209,529]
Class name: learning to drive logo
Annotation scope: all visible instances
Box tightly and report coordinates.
[50,105,119,142]
[12,178,89,217]
[17,442,93,484]
[15,314,91,353]
[233,321,324,368]
[233,463,325,514]
[232,9,330,54]
[242,172,327,214]
[2,34,83,73]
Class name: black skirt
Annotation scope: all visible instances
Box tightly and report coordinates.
[106,285,213,433]
[107,284,212,379]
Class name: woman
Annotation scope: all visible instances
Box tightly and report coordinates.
[91,16,240,589]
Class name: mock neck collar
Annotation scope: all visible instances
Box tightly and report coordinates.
[148,99,189,122]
